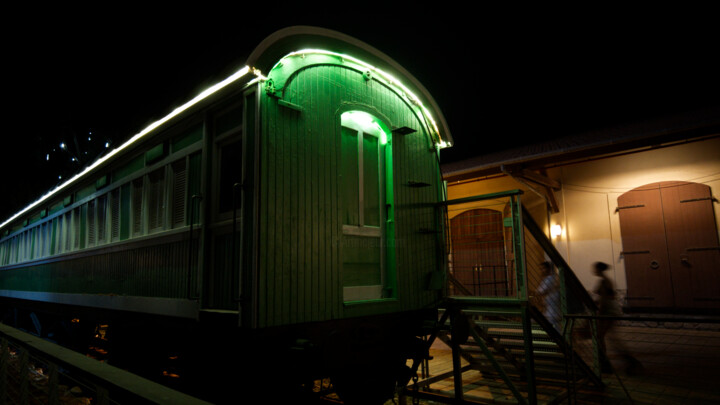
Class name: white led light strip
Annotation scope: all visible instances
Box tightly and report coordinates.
[280,49,445,145]
[2,49,448,231]
[1,66,257,230]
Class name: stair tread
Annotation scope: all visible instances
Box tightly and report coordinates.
[483,328,552,338]
[462,338,560,348]
[462,311,524,319]
[474,320,544,329]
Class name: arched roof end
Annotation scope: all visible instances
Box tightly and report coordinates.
[247,26,453,146]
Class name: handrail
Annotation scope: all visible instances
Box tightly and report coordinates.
[0,323,212,405]
[521,206,597,313]
[565,313,720,323]
[440,189,524,207]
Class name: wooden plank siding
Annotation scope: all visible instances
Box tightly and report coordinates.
[0,236,195,299]
[257,62,443,328]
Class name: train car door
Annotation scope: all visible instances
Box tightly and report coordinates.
[618,181,720,310]
[203,101,245,313]
[449,209,508,296]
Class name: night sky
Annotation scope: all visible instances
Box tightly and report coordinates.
[2,6,718,222]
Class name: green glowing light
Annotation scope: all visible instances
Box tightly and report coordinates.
[268,49,446,147]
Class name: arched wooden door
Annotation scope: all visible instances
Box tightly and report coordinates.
[450,209,508,296]
[618,181,720,310]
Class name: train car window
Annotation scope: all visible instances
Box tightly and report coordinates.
[42,222,50,257]
[132,178,144,237]
[171,124,203,153]
[97,195,108,244]
[39,225,45,257]
[147,168,166,233]
[0,240,7,265]
[216,108,242,136]
[120,183,131,240]
[187,153,202,225]
[341,127,360,226]
[64,211,72,253]
[55,214,64,255]
[29,228,36,260]
[110,188,121,242]
[50,217,58,256]
[87,200,96,247]
[11,236,17,263]
[363,134,380,227]
[26,230,32,260]
[340,111,393,302]
[171,159,187,228]
[18,232,24,261]
[72,208,80,250]
[79,204,87,250]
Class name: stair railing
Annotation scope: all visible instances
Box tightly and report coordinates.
[521,206,601,377]
[440,190,602,381]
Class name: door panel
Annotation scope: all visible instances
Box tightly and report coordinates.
[618,185,674,308]
[619,181,720,310]
[450,209,508,296]
[661,182,720,309]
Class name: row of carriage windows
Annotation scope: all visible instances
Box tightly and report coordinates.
[0,150,201,267]
[0,98,243,268]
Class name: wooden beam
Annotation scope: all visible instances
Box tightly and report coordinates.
[519,169,560,190]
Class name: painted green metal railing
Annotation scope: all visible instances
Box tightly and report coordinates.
[407,190,602,404]
[443,189,599,342]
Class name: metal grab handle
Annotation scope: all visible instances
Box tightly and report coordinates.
[232,183,243,303]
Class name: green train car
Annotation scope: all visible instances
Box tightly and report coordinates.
[0,26,452,403]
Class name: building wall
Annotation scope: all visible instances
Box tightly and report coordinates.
[446,137,720,298]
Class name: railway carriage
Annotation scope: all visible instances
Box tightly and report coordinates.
[0,26,452,403]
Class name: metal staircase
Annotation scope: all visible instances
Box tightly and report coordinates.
[430,300,603,404]
[404,190,604,404]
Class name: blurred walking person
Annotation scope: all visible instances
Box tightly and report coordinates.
[537,261,561,329]
[593,261,642,374]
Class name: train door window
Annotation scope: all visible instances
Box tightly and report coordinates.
[217,140,243,215]
[340,111,394,302]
